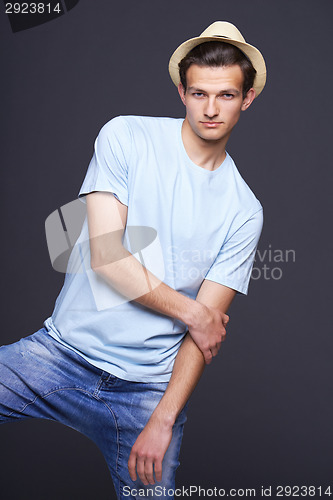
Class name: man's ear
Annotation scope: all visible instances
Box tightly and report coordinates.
[241,88,256,111]
[178,83,186,106]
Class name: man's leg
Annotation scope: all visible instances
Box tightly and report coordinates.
[0,328,187,499]
[0,328,121,496]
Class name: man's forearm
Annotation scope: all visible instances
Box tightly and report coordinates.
[87,190,196,325]
[148,333,204,427]
[148,280,235,427]
[92,244,199,326]
[127,332,205,485]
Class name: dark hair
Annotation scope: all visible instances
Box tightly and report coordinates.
[179,41,256,98]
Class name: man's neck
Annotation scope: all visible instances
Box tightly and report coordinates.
[181,118,229,171]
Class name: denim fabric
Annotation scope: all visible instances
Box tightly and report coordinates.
[0,328,187,499]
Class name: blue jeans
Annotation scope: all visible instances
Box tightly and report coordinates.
[0,328,187,499]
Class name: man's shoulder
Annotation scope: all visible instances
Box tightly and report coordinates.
[102,115,182,133]
[226,153,263,214]
[98,116,182,152]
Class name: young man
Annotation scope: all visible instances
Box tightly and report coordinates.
[0,21,266,500]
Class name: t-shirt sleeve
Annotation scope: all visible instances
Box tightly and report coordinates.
[78,116,131,206]
[204,208,264,295]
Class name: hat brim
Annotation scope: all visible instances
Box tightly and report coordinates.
[168,36,267,97]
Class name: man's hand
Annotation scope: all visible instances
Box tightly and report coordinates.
[128,415,173,485]
[188,302,229,364]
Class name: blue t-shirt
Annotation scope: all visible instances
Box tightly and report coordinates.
[44,116,263,382]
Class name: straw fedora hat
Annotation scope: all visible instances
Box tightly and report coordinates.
[168,21,267,97]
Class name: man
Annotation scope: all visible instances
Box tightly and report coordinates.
[0,21,266,500]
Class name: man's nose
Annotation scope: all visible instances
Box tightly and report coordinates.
[204,97,219,118]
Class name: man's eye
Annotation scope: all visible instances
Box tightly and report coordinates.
[222,94,234,99]
[193,92,204,98]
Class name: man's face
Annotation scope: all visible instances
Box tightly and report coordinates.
[178,63,255,144]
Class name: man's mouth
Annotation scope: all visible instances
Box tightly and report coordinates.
[200,121,222,128]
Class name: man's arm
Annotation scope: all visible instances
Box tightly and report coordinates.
[86,191,227,363]
[128,280,236,485]
[86,191,236,484]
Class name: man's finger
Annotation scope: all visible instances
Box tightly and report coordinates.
[210,346,218,357]
[205,349,212,364]
[154,459,163,482]
[136,457,148,485]
[145,458,155,485]
[128,452,137,481]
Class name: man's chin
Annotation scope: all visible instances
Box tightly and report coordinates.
[198,131,227,143]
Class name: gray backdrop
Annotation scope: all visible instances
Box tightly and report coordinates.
[1,0,332,498]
